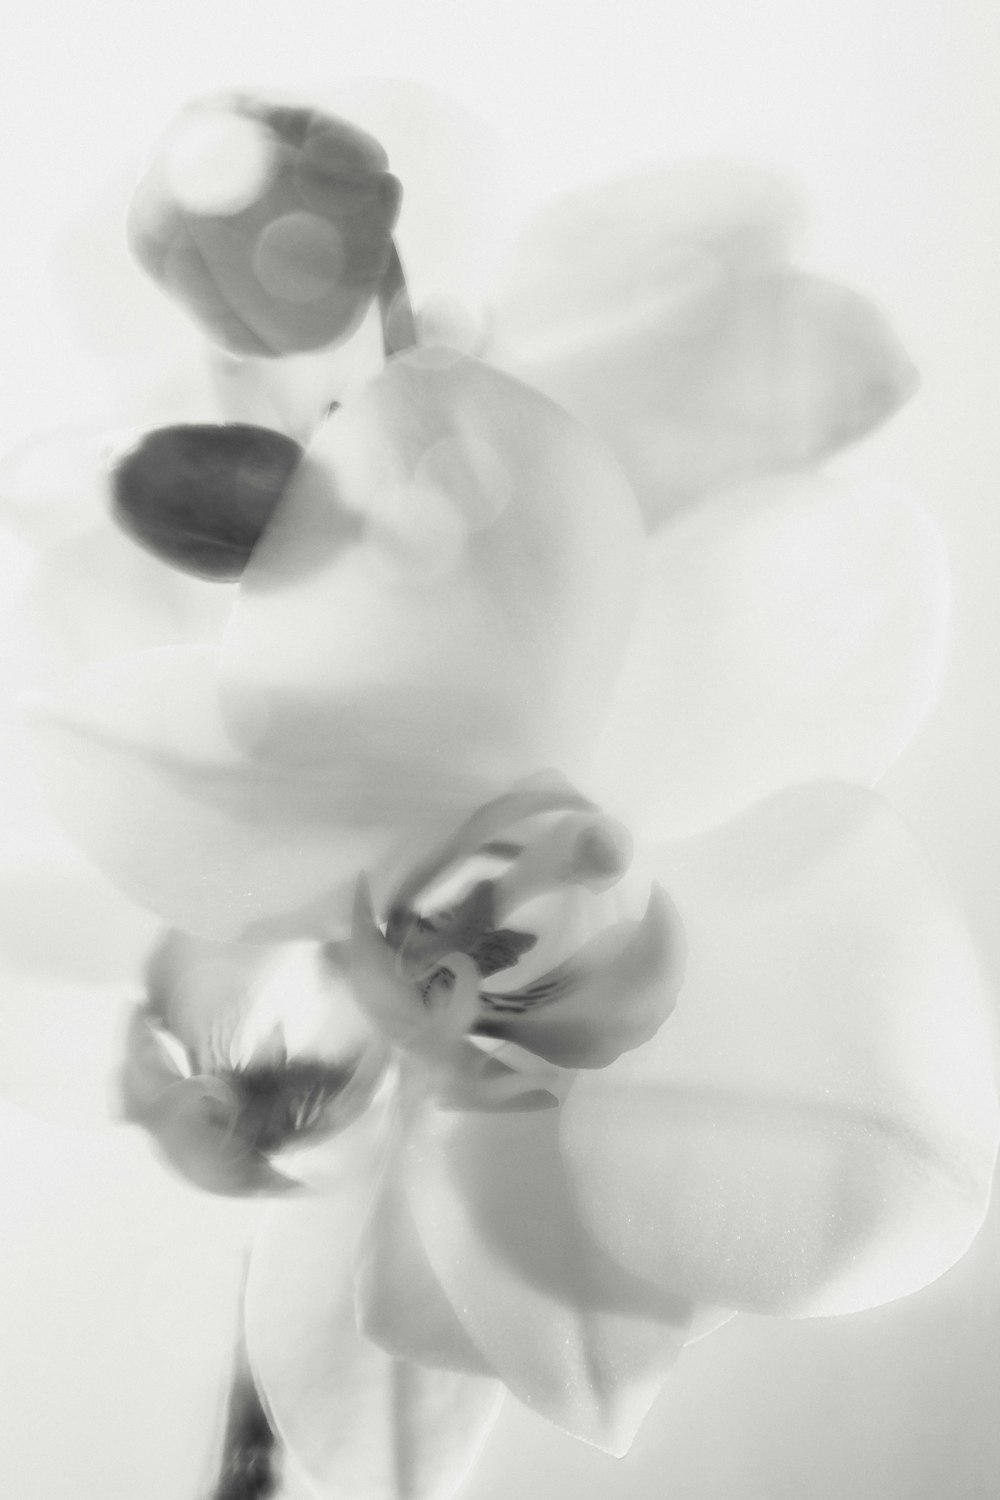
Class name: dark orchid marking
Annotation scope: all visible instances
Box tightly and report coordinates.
[207,1333,280,1500]
[352,776,683,1079]
[393,879,536,982]
[111,423,303,578]
[120,931,385,1196]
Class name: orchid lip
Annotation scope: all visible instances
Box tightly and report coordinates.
[350,779,683,1081]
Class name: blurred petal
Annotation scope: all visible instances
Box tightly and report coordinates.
[222,352,642,782]
[123,931,385,1197]
[246,1178,503,1500]
[141,929,373,1074]
[561,783,999,1317]
[0,425,118,548]
[493,171,915,524]
[27,645,502,941]
[589,474,949,840]
[494,161,801,349]
[54,157,226,384]
[402,1103,691,1453]
[21,525,234,687]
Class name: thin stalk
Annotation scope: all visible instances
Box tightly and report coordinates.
[204,1320,280,1500]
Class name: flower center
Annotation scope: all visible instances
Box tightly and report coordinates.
[120,935,388,1196]
[348,775,685,1098]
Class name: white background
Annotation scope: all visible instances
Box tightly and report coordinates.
[1,2,998,1496]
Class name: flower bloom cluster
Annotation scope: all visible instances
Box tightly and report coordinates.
[3,85,997,1500]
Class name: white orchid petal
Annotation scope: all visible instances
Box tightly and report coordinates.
[493,161,802,356]
[494,167,915,524]
[356,1144,495,1376]
[561,783,999,1317]
[246,1180,503,1500]
[0,425,117,547]
[21,524,233,685]
[403,1103,691,1454]
[221,353,642,781]
[27,645,496,942]
[590,474,948,840]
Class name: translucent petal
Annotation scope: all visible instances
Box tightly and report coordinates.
[21,524,233,688]
[143,929,374,1074]
[246,1178,503,1500]
[28,645,500,942]
[495,171,916,524]
[493,161,801,353]
[561,783,999,1317]
[0,425,117,547]
[356,1143,495,1377]
[402,1103,691,1453]
[220,353,642,781]
[589,474,949,840]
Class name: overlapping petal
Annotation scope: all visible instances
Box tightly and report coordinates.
[27,645,503,942]
[220,352,643,778]
[491,167,916,525]
[560,782,999,1318]
[396,1102,691,1452]
[245,1171,503,1500]
[493,161,801,347]
[587,473,949,840]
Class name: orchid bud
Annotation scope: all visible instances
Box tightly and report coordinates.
[110,422,303,577]
[127,93,402,356]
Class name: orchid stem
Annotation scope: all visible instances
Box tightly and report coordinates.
[204,1322,279,1500]
[377,238,417,357]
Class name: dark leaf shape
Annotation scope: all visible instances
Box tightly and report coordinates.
[111,423,303,577]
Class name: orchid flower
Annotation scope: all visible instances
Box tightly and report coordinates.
[487,163,919,529]
[25,337,999,1500]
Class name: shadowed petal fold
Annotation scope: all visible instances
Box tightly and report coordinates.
[220,352,642,780]
[560,783,999,1317]
[27,645,501,942]
[245,1178,503,1500]
[400,1103,692,1453]
[493,170,916,524]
